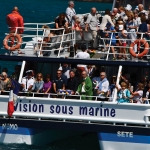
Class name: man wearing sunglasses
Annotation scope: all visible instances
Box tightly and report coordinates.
[21,70,34,92]
[53,70,65,94]
[97,72,109,101]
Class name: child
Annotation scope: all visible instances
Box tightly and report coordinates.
[117,82,130,103]
[117,24,128,59]
[72,18,83,38]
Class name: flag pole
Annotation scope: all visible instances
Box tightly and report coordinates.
[18,61,26,84]
[113,65,122,102]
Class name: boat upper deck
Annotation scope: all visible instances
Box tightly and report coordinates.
[1,21,150,66]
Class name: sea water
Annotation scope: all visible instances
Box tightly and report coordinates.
[0,0,111,149]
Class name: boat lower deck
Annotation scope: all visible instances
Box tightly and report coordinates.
[0,117,150,149]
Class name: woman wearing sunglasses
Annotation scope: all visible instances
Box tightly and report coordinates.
[32,73,44,93]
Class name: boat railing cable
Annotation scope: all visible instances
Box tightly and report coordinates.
[1,90,150,104]
[24,22,55,26]
[0,91,113,101]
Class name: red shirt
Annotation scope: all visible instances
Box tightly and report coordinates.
[6,11,24,34]
[73,23,81,30]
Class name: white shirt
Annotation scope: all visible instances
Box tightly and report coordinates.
[100,14,114,30]
[81,84,86,93]
[133,90,143,104]
[86,13,98,31]
[66,7,76,23]
[98,80,109,98]
[75,51,90,59]
[146,91,150,99]
[22,77,34,91]
[133,17,141,27]
[75,51,90,68]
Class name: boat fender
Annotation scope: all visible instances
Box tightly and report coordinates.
[129,39,149,58]
[3,33,22,51]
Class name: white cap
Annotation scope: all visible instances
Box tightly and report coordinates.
[58,66,63,71]
[125,4,132,11]
[26,70,33,74]
[119,25,124,30]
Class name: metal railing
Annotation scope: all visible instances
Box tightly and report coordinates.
[0,90,112,101]
[5,22,76,57]
[3,23,150,62]
[1,90,150,104]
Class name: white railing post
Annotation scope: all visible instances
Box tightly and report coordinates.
[15,27,18,35]
[106,32,113,60]
[57,29,65,57]
[36,24,40,57]
[72,29,75,46]
[38,28,45,57]
[18,61,26,84]
[113,65,122,102]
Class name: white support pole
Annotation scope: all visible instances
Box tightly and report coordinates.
[106,33,113,60]
[57,29,65,57]
[18,61,26,84]
[112,65,122,102]
[112,0,117,11]
[142,0,145,8]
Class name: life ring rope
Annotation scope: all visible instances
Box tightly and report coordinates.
[3,33,22,51]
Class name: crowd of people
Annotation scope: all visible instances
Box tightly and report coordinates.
[46,2,150,59]
[48,2,150,59]
[0,63,150,104]
[6,1,150,58]
[2,1,150,103]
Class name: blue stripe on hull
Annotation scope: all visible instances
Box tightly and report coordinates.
[0,126,45,135]
[0,127,31,135]
[1,118,150,141]
[98,133,150,144]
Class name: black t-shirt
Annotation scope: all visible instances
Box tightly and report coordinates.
[67,77,79,92]
[55,18,66,28]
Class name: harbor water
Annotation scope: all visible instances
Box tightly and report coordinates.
[0,0,111,149]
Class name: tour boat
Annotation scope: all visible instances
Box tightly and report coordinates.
[0,0,150,149]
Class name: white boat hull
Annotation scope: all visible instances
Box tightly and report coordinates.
[99,141,150,150]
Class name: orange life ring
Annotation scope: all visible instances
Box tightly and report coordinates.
[3,33,22,51]
[129,39,149,58]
